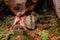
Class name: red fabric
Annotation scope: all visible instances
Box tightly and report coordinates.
[16,17,22,22]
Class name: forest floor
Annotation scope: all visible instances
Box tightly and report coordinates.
[0,11,60,40]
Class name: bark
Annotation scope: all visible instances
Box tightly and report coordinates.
[53,0,60,18]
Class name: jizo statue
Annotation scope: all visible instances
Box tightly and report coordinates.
[12,0,37,30]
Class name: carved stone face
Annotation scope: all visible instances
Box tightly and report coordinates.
[13,25,24,35]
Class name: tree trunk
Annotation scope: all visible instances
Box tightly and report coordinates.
[53,0,60,18]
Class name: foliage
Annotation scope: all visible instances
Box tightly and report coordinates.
[48,19,59,34]
[37,24,44,31]
[36,30,48,40]
[22,31,33,40]
[0,26,14,40]
[22,35,33,40]
[0,16,13,27]
[4,16,13,23]
[41,30,48,40]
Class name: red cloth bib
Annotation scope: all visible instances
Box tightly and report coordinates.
[16,17,22,22]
